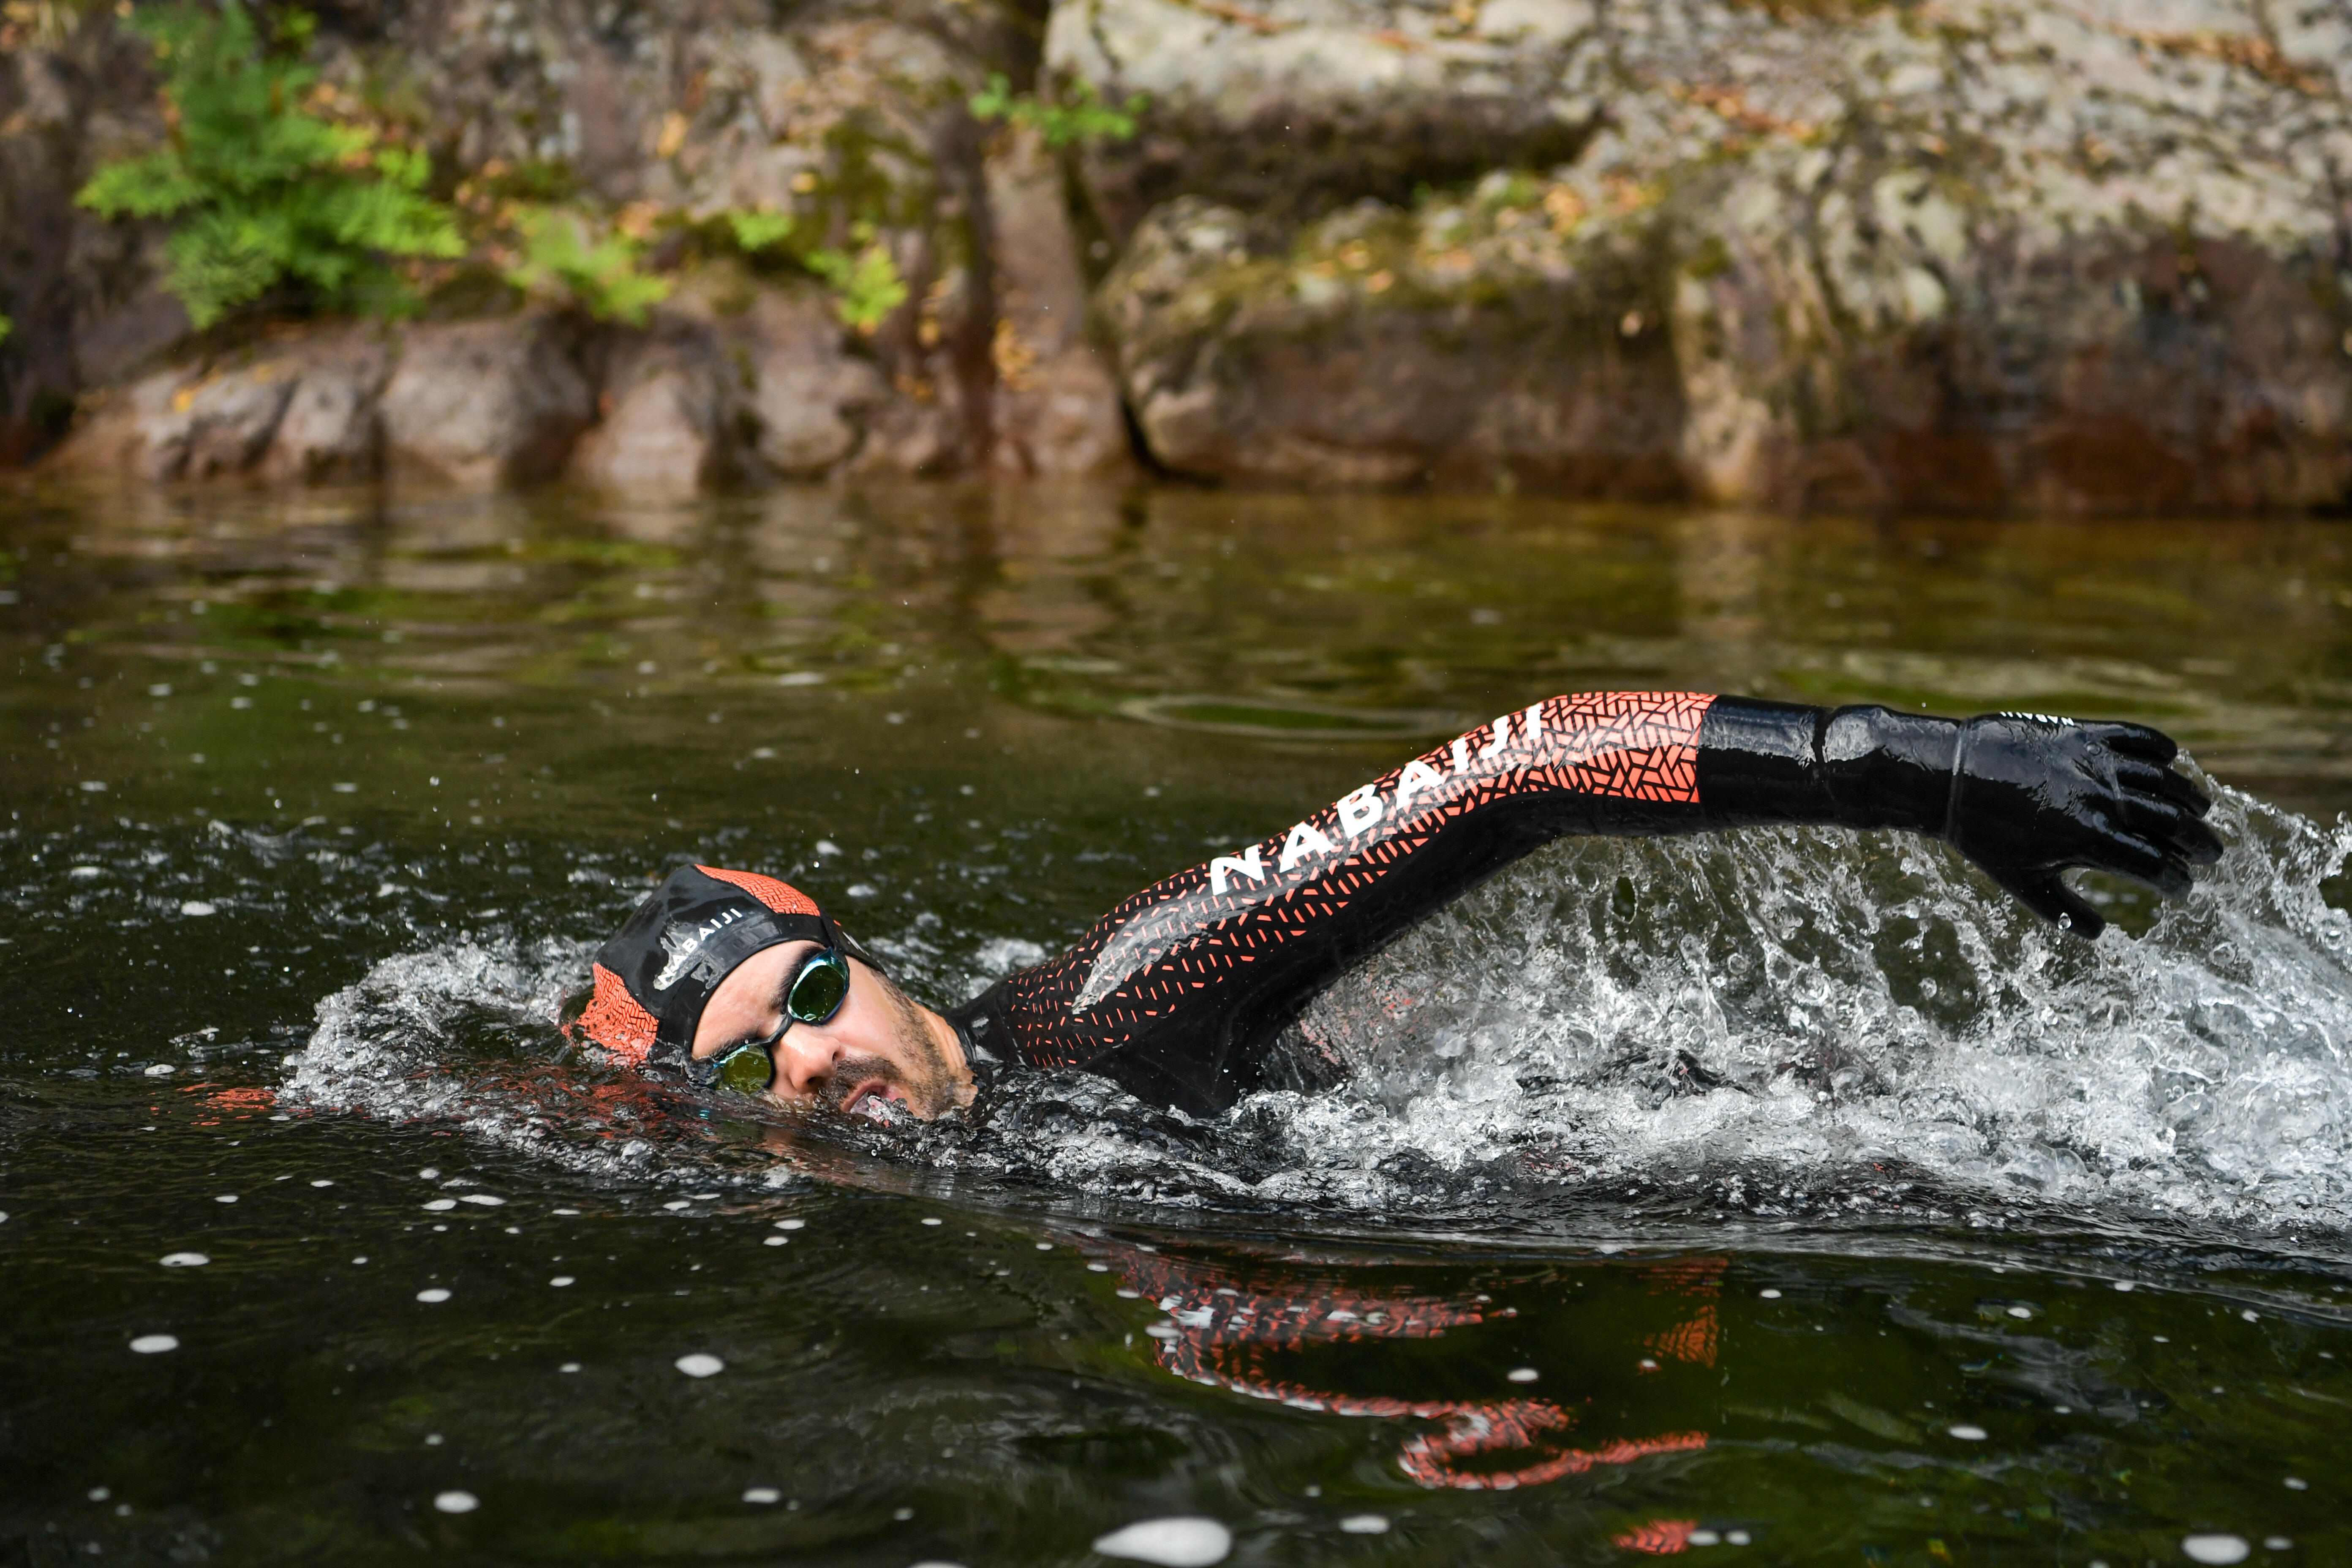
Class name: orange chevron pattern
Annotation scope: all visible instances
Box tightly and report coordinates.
[697,864,820,916]
[573,962,657,1064]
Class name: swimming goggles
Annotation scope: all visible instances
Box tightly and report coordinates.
[695,946,852,1094]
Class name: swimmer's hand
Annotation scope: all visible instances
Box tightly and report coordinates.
[1943,714,2223,938]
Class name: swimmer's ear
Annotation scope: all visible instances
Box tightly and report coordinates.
[1984,865,2107,940]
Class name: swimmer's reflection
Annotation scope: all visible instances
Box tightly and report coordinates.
[1092,1243,1718,1490]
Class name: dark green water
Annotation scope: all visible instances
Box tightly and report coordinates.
[7,479,2352,1565]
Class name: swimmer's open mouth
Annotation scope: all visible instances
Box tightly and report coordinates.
[840,1079,899,1121]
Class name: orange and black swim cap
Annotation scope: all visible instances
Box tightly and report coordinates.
[571,863,881,1071]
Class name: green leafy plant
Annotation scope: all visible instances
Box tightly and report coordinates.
[0,313,12,347]
[75,0,462,329]
[805,239,907,332]
[969,74,1145,149]
[724,208,795,253]
[501,205,670,324]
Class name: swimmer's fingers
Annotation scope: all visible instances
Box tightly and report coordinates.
[1987,864,2107,940]
[2082,719,2180,765]
[2110,788,2225,867]
[2083,826,2197,901]
[2111,752,2211,815]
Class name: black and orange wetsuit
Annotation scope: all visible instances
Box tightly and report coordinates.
[945,691,2218,1115]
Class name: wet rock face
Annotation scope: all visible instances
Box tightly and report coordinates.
[1103,194,1685,490]
[1074,0,2352,510]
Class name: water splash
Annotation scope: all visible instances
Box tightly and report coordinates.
[281,779,2352,1236]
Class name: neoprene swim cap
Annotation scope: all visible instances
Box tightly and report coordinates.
[571,863,880,1069]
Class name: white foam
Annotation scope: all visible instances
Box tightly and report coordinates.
[1092,1518,1233,1567]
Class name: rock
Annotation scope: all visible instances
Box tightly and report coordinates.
[1081,0,2352,510]
[568,325,733,495]
[985,125,1133,476]
[47,327,390,482]
[1101,193,1685,490]
[378,316,594,487]
[256,329,393,482]
[1046,0,1595,240]
[732,284,890,478]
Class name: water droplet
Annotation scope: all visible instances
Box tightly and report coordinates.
[87,1488,110,1503]
[1947,1424,1988,1440]
[214,1194,237,1204]
[1092,1517,1233,1567]
[416,1288,451,1304]
[2006,1306,2033,1319]
[894,1506,916,1520]
[774,1219,805,1230]
[1758,1288,1782,1299]
[433,1491,478,1514]
[160,1252,208,1268]
[310,1179,333,1188]
[763,1236,788,1247]
[743,1487,780,1504]
[423,1199,457,1211]
[1688,1530,1721,1546]
[1506,1367,1539,1383]
[129,1334,178,1354]
[2113,1281,2136,1291]
[559,1362,581,1373]
[2181,1535,2249,1565]
[2284,1477,2308,1490]
[550,1276,575,1288]
[921,1217,943,1226]
[458,1194,505,1207]
[1339,1515,1389,1534]
[675,1353,724,1378]
[1724,1531,1751,1546]
[179,901,215,917]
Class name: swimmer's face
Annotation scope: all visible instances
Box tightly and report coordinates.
[691,942,970,1121]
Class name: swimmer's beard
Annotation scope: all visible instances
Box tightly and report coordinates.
[813,971,960,1124]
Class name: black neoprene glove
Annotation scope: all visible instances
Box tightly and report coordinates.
[1697,700,2224,938]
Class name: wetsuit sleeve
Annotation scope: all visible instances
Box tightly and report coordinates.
[960,693,2204,1114]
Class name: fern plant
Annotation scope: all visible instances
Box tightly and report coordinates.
[501,205,670,324]
[969,74,1145,148]
[76,0,462,329]
[804,239,907,332]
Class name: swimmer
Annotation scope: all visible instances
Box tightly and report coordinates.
[570,693,2221,1119]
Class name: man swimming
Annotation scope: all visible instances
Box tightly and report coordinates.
[570,693,2221,1120]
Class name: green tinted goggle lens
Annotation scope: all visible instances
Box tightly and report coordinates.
[708,947,850,1095]
[785,950,850,1023]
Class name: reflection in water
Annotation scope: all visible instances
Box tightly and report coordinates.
[1105,1241,1715,1491]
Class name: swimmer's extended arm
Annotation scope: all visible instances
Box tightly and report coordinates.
[972,692,2221,1114]
[1697,697,2221,937]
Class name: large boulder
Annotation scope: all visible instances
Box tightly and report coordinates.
[379,315,596,487]
[47,326,393,483]
[1102,192,1685,490]
[1074,0,2352,510]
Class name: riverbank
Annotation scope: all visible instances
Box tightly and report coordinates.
[5,0,2350,511]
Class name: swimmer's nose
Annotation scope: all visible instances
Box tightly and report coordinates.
[771,1028,840,1098]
